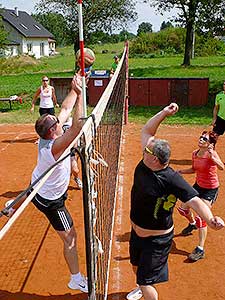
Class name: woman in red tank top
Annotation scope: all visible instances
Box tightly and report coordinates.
[177,131,224,261]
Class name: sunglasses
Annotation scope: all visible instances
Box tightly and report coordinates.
[144,145,168,165]
[45,117,59,135]
[42,79,49,82]
[199,135,209,142]
[144,146,155,156]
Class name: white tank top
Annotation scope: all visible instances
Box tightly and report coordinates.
[31,139,71,200]
[40,85,54,108]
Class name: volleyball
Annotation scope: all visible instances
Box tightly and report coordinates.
[76,48,96,68]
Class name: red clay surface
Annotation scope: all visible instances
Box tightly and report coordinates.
[0,123,225,300]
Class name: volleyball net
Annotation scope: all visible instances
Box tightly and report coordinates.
[79,44,128,300]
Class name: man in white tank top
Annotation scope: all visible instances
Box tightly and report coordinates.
[25,74,87,292]
[30,75,59,116]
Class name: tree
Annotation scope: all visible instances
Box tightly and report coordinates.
[143,0,225,67]
[118,30,136,41]
[160,21,173,31]
[196,1,225,36]
[0,15,8,50]
[32,12,71,46]
[137,22,153,36]
[88,30,111,44]
[35,0,137,52]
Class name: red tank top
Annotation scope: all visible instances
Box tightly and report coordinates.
[192,150,219,189]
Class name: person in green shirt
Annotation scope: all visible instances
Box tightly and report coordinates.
[109,55,119,79]
[212,81,225,135]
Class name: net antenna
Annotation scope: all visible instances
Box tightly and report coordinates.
[77,0,87,117]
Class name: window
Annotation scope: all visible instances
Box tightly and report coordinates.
[20,23,28,30]
[34,24,41,30]
[40,42,44,56]
[27,43,32,52]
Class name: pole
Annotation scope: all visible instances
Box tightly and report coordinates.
[124,41,129,124]
[77,2,95,299]
[192,24,195,59]
[77,0,87,117]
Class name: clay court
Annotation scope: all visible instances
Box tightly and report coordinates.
[0,123,225,300]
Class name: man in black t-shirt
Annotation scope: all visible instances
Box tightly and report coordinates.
[126,103,224,300]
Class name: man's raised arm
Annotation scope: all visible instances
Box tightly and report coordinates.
[58,74,82,125]
[141,103,179,149]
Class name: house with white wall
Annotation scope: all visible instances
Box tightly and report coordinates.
[1,7,55,59]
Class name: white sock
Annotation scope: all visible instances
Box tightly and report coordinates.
[190,221,196,225]
[197,246,204,251]
[71,272,82,281]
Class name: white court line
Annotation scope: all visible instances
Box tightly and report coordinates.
[0,132,36,153]
[0,132,24,152]
[111,133,125,299]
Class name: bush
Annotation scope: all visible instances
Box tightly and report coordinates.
[195,34,225,56]
[129,27,186,56]
[129,27,225,57]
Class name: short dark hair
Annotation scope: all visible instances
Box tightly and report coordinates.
[35,114,58,139]
[35,114,49,138]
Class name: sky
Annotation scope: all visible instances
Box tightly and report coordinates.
[0,0,178,34]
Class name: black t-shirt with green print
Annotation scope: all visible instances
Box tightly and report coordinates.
[130,160,199,230]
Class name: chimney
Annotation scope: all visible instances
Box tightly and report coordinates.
[14,7,19,17]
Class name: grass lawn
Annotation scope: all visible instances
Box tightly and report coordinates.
[0,42,224,124]
[128,105,213,125]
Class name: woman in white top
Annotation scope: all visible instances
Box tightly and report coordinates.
[30,75,59,116]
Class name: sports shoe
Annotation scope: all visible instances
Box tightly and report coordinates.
[188,247,205,261]
[126,286,143,300]
[74,177,83,190]
[4,199,15,217]
[181,223,197,236]
[68,274,88,293]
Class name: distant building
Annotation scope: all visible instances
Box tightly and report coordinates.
[215,28,225,44]
[0,7,55,59]
[215,35,225,44]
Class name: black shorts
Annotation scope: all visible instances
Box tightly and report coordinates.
[39,107,55,116]
[32,192,73,231]
[129,228,174,286]
[193,183,218,205]
[213,116,225,135]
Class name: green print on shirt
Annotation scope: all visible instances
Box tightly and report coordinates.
[153,194,176,219]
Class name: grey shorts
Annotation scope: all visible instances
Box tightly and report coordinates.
[129,228,174,286]
[32,192,73,231]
